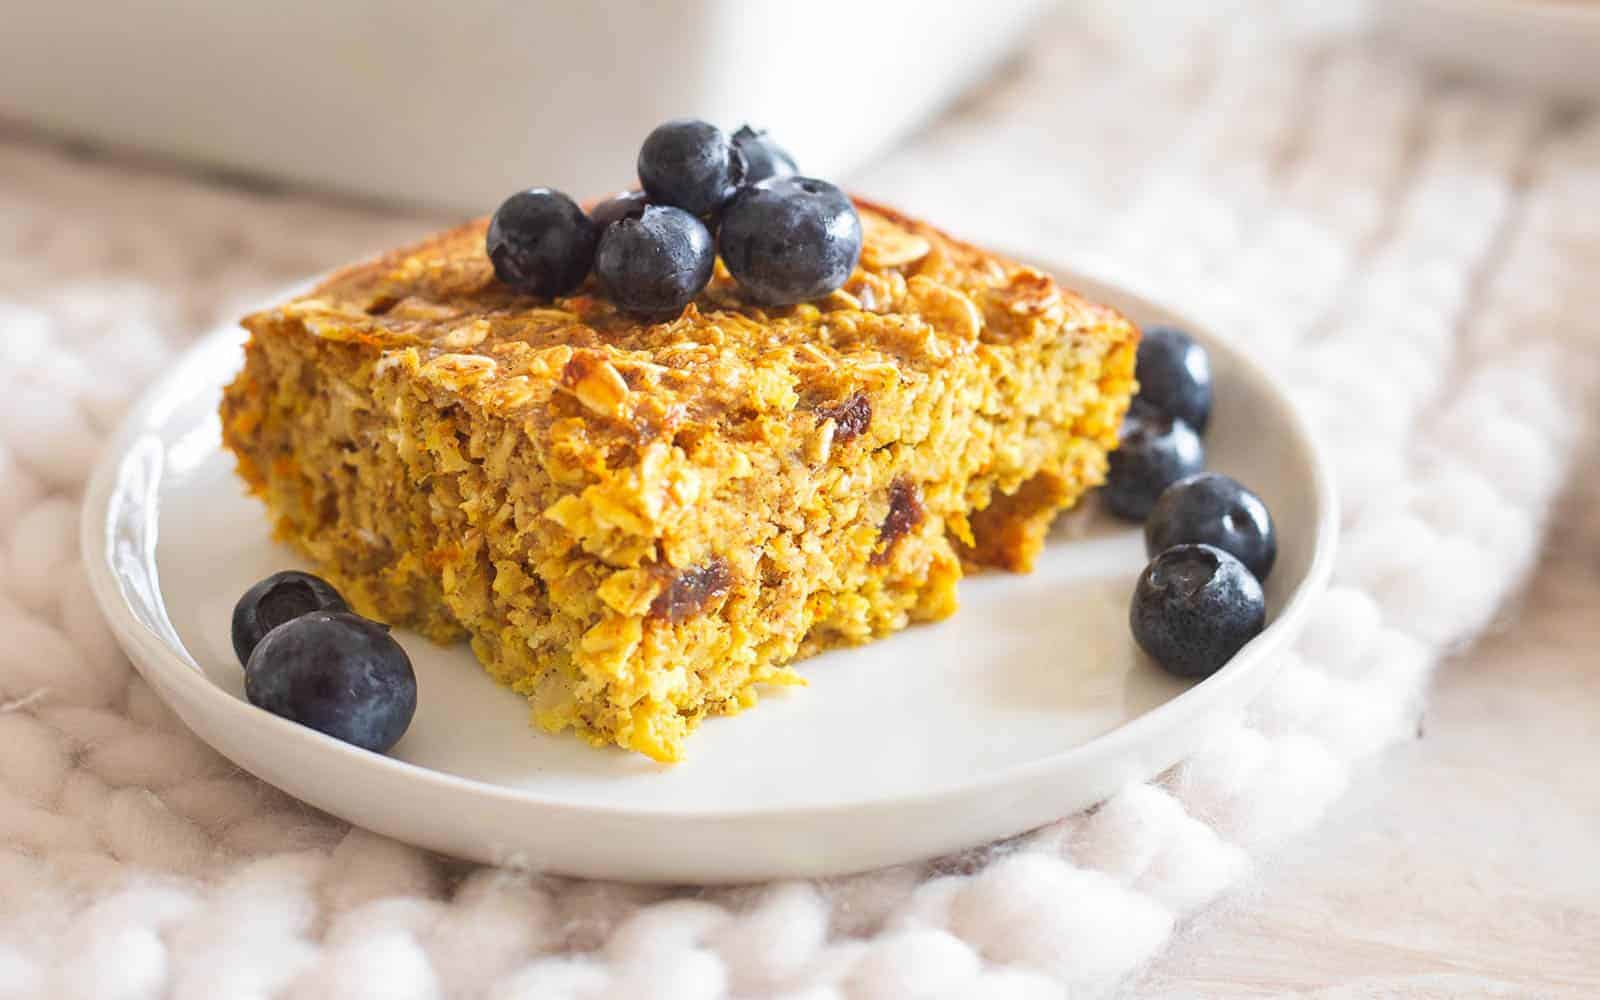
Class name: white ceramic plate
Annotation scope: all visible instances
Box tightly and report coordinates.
[82,265,1336,884]
[1375,0,1600,102]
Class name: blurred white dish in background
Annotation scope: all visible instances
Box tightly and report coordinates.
[0,0,1051,211]
[1375,0,1600,102]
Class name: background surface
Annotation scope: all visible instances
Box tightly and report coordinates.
[1130,479,1600,996]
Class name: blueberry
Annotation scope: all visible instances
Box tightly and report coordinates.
[637,119,745,216]
[1104,402,1205,521]
[588,189,649,231]
[1135,326,1212,432]
[1130,544,1265,679]
[232,571,349,666]
[594,204,715,315]
[718,177,862,306]
[731,125,798,185]
[486,188,596,298]
[244,612,417,753]
[1146,473,1277,581]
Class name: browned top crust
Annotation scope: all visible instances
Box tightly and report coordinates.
[243,200,1128,450]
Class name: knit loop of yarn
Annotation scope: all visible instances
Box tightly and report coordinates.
[2,3,1597,997]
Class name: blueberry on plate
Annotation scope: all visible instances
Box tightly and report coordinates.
[594,204,716,315]
[244,611,417,753]
[1130,543,1265,679]
[718,176,862,306]
[486,188,597,298]
[637,119,746,216]
[1146,472,1277,581]
[731,125,799,185]
[1104,402,1205,521]
[1136,326,1212,432]
[588,189,649,231]
[231,570,349,665]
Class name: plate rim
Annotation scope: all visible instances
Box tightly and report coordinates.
[80,260,1338,829]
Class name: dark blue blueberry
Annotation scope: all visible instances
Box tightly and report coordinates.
[594,205,715,316]
[588,190,649,231]
[637,119,745,216]
[717,177,862,306]
[486,188,597,298]
[1130,543,1265,679]
[231,571,349,666]
[244,612,417,753]
[1135,326,1212,432]
[732,125,798,185]
[1104,402,1205,521]
[1146,473,1277,581]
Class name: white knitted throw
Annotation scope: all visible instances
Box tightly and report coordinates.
[2,5,1596,997]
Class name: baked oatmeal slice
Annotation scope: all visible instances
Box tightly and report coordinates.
[220,201,1138,762]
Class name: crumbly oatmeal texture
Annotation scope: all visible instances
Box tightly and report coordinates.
[220,200,1138,762]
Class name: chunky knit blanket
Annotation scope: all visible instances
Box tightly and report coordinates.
[2,4,1596,997]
